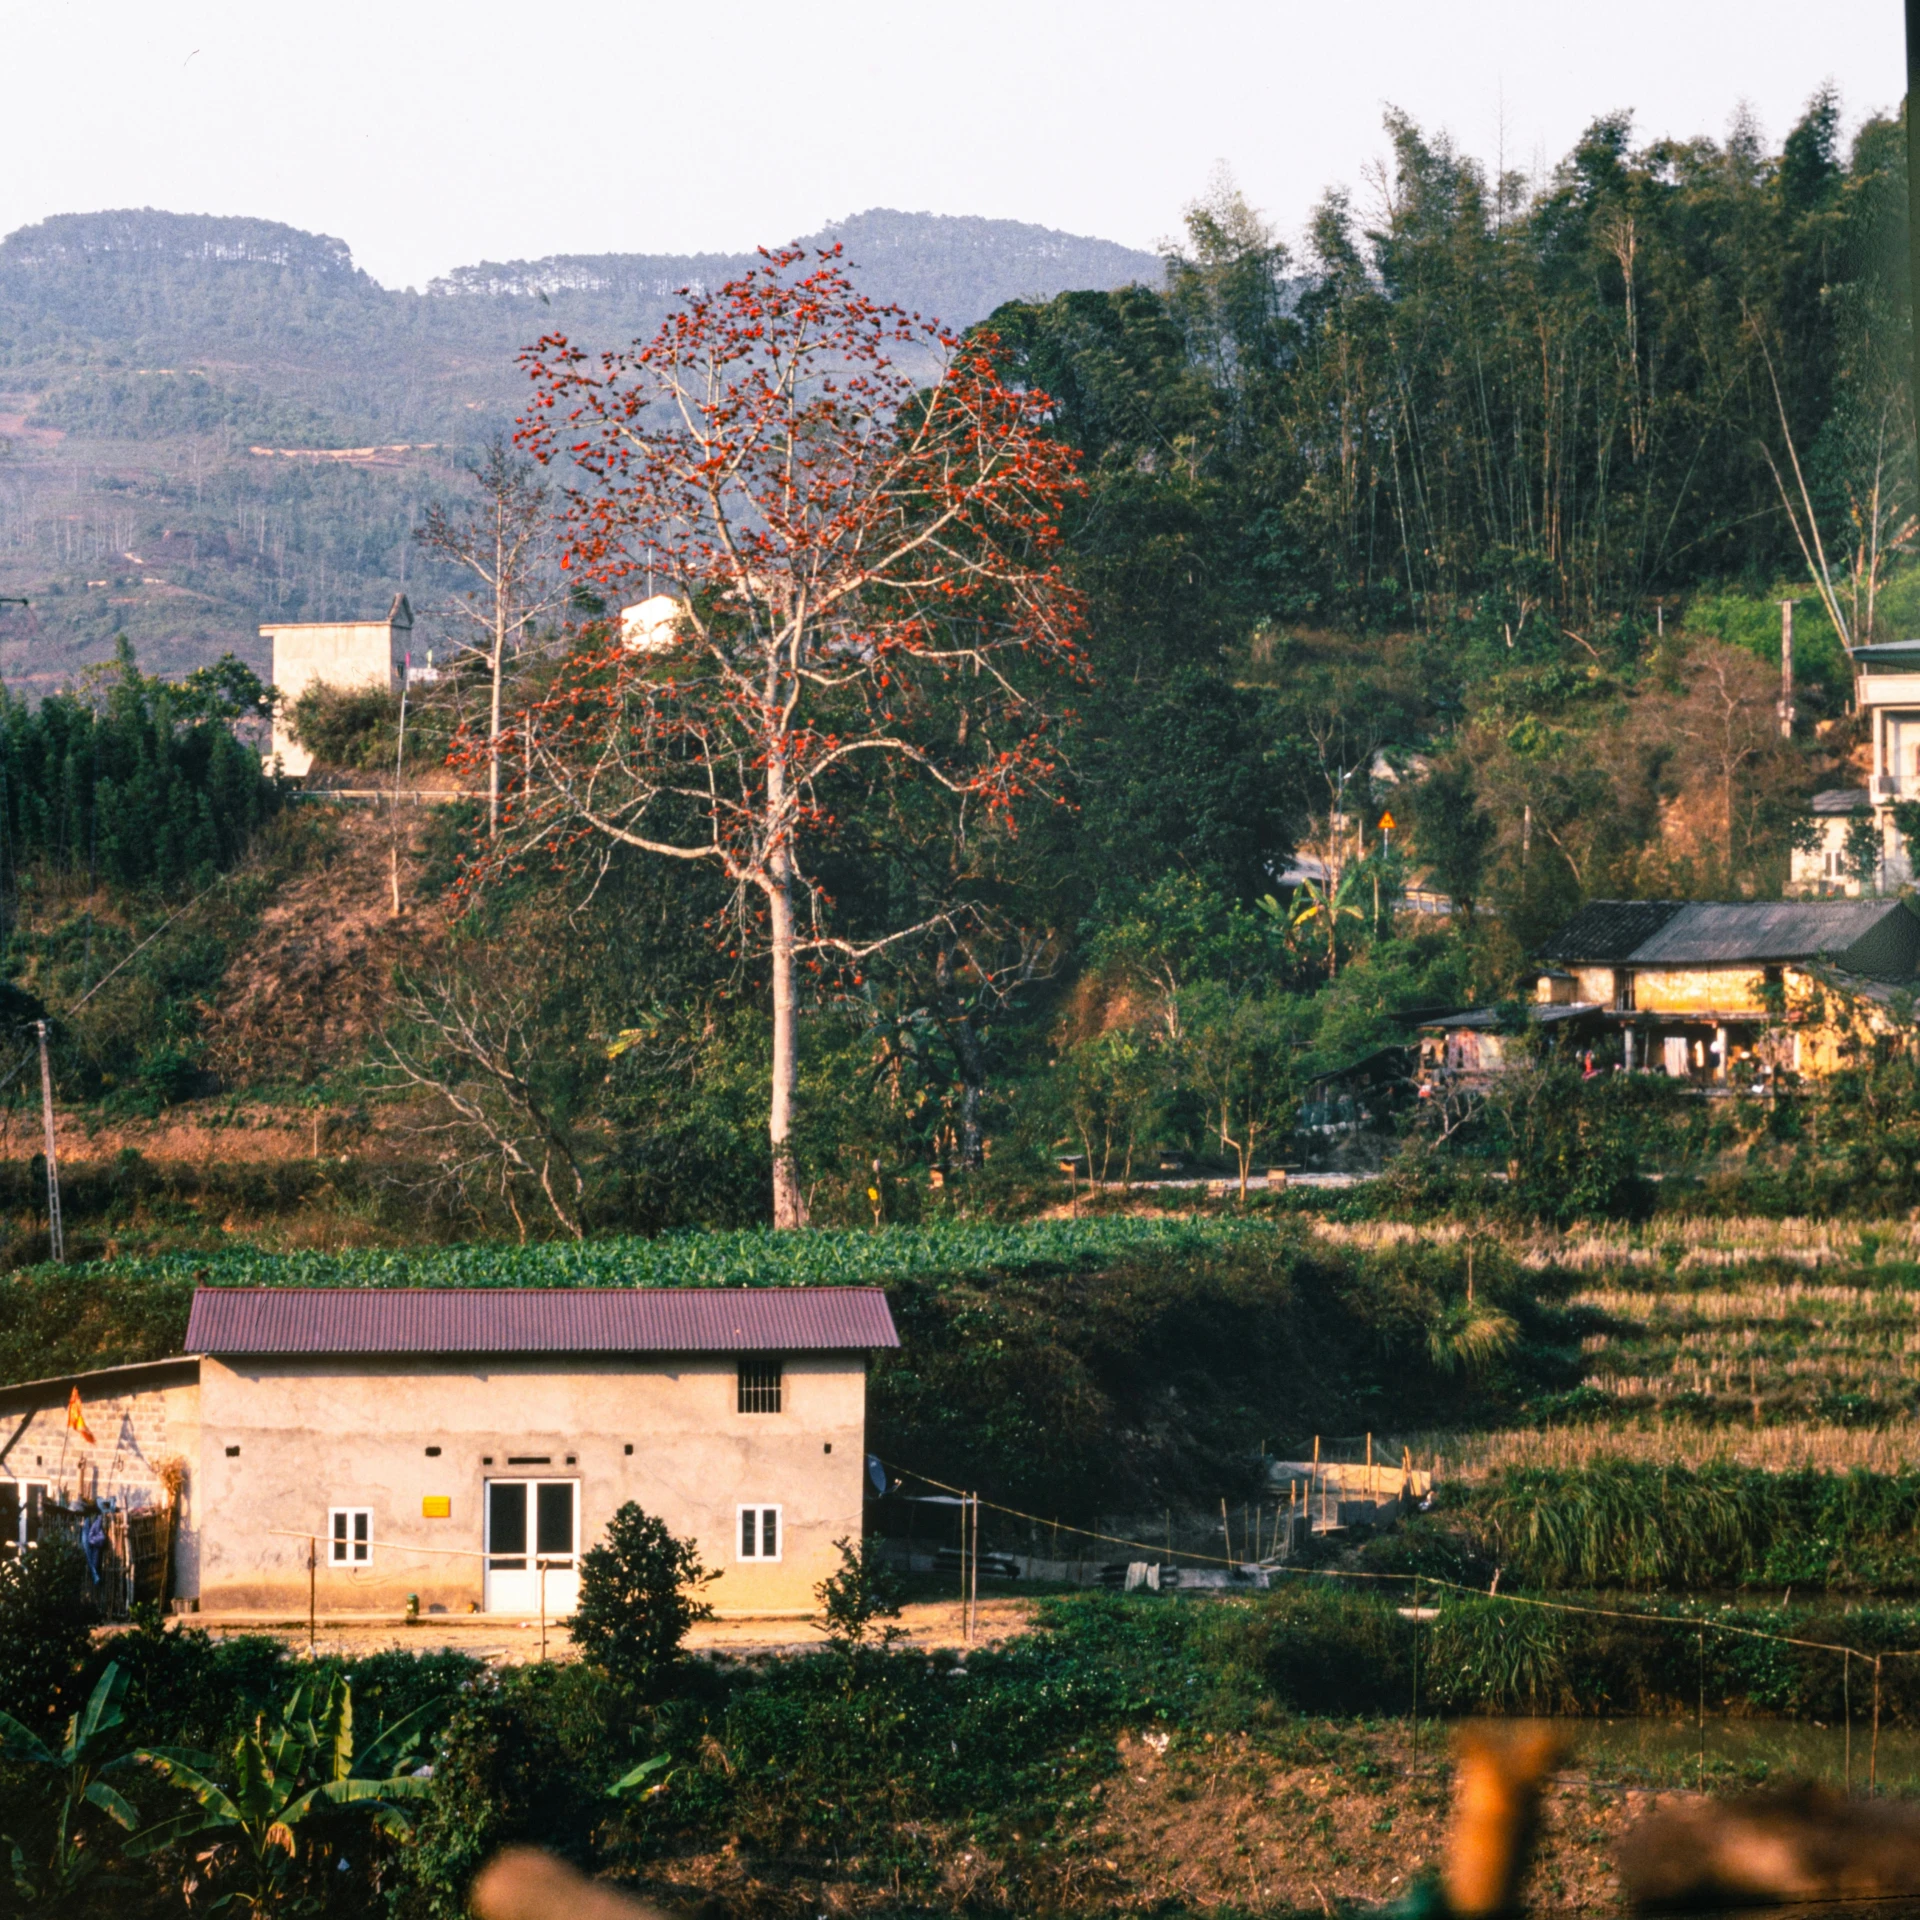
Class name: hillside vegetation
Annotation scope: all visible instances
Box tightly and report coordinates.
[0,208,1157,685]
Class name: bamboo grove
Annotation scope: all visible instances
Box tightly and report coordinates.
[994,93,1913,639]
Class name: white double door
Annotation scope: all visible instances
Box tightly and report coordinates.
[484,1478,580,1616]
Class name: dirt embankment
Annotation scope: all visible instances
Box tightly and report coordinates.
[12,1105,377,1167]
[204,801,451,1087]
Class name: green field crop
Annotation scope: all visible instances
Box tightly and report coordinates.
[37,1215,1288,1292]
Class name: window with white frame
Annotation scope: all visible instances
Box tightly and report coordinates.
[329,1507,372,1566]
[737,1504,781,1561]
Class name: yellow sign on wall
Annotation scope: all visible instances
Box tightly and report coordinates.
[422,1496,451,1519]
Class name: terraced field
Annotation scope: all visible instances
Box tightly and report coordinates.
[1418,1216,1920,1477]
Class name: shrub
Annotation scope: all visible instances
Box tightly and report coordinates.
[568,1504,713,1699]
[814,1535,905,1653]
[1472,1460,1777,1589]
[397,1666,611,1920]
[288,682,400,769]
[0,1537,93,1726]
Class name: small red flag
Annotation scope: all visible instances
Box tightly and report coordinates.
[66,1386,95,1446]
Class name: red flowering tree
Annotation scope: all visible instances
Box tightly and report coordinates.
[500,248,1085,1226]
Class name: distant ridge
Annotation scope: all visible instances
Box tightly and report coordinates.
[1,208,362,278]
[0,204,1159,684]
[4,206,1159,312]
[428,207,1160,312]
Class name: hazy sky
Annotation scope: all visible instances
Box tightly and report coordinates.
[0,0,1906,289]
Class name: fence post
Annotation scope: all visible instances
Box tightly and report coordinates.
[1697,1630,1706,1791]
[967,1494,979,1643]
[1410,1575,1421,1775]
[1845,1649,1852,1796]
[1872,1656,1884,1795]
[308,1537,316,1653]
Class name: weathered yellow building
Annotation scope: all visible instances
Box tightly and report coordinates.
[1420,898,1920,1086]
[0,1286,896,1618]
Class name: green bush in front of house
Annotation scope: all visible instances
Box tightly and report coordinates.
[0,1537,95,1731]
[569,1504,714,1701]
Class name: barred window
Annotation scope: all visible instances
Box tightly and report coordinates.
[737,1359,783,1413]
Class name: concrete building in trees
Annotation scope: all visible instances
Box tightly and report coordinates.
[260,593,412,776]
[1791,638,1920,896]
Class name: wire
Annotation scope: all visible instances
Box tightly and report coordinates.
[65,870,231,1016]
[878,1455,1920,1664]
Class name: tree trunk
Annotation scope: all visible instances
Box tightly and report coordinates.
[941,1002,990,1169]
[767,853,806,1229]
[956,1076,984,1168]
[489,580,506,837]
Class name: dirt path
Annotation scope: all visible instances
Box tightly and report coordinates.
[160,1595,1035,1665]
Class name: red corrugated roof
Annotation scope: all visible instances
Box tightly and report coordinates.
[183,1286,898,1356]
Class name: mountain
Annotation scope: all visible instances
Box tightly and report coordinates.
[0,208,1159,688]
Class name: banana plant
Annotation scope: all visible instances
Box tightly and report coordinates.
[607,1751,678,1799]
[133,1671,434,1915]
[1272,870,1366,978]
[0,1660,142,1910]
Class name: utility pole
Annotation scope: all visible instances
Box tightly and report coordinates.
[1908,1,1920,491]
[1780,601,1796,738]
[36,1020,62,1263]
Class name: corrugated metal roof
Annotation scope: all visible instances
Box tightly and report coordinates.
[1810,789,1870,815]
[1535,901,1688,962]
[0,1355,200,1412]
[1629,900,1920,976]
[184,1287,899,1357]
[1417,1003,1602,1031]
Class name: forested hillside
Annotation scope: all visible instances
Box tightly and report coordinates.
[984,97,1915,939]
[0,208,1159,687]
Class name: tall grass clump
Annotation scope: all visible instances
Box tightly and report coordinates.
[1475,1461,1778,1588]
[1463,1463,1920,1591]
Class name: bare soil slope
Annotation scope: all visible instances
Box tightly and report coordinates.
[206,803,449,1086]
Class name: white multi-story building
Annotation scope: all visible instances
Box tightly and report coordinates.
[1789,638,1920,897]
[259,593,413,777]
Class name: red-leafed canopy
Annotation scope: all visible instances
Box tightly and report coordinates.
[488,247,1087,1226]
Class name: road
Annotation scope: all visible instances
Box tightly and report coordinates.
[111,1596,1036,1664]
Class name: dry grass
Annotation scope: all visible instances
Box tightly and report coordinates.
[1307,1216,1920,1270]
[1305,1217,1920,1465]
[1571,1284,1920,1323]
[1564,1268,1920,1415]
[1431,1422,1920,1478]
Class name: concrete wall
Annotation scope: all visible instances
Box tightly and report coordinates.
[1571,966,1617,1005]
[195,1352,867,1615]
[1789,813,1914,898]
[260,612,408,776]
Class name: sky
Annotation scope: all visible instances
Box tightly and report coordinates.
[0,0,1907,290]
